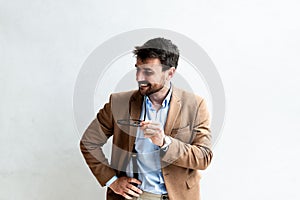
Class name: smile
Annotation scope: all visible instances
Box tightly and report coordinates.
[139,83,148,87]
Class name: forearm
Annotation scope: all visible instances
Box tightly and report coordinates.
[161,136,213,170]
[161,98,213,170]
[80,117,116,186]
[80,139,116,186]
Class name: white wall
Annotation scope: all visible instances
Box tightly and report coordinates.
[1,0,299,199]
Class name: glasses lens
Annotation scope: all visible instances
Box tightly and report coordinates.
[117,119,143,127]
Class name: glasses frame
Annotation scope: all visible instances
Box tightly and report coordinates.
[117,119,144,127]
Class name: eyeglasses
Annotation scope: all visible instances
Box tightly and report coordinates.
[117,119,144,127]
[117,96,147,127]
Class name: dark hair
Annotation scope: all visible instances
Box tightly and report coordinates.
[133,37,179,70]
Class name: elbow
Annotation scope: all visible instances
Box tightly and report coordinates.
[198,147,213,170]
[80,139,89,154]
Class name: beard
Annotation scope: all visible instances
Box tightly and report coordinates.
[138,80,165,96]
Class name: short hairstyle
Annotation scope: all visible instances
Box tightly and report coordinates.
[133,37,180,70]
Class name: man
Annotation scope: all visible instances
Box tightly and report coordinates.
[80,38,213,200]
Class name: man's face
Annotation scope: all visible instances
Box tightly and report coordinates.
[135,58,170,96]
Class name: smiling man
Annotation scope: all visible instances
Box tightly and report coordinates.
[80,38,213,200]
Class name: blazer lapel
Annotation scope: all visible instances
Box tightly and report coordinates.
[128,91,143,152]
[164,87,181,135]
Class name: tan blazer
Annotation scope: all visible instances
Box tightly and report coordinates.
[80,87,213,200]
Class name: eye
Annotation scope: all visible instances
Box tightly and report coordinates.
[144,69,154,76]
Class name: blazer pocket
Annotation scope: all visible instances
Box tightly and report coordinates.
[171,125,191,143]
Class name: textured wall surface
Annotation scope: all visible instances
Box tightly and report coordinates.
[1,0,300,199]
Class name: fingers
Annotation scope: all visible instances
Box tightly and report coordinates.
[142,125,162,137]
[128,177,142,186]
[125,185,142,198]
[123,193,133,200]
[141,121,162,132]
[109,177,142,199]
[140,120,161,127]
[129,184,143,195]
[123,179,143,199]
[145,124,161,130]
[140,121,165,146]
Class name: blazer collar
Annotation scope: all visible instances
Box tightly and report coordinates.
[164,87,182,135]
[128,87,182,148]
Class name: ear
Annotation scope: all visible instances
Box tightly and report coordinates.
[166,67,176,80]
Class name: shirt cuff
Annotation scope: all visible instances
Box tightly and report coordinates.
[105,175,118,187]
[160,136,172,151]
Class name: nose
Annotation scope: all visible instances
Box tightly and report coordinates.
[136,69,145,82]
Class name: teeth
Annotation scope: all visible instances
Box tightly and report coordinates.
[140,83,148,87]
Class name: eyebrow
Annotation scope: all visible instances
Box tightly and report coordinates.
[135,64,153,71]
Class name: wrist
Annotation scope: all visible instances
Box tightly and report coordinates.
[106,176,118,187]
[159,136,166,147]
[160,136,171,151]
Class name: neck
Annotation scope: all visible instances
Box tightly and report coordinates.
[148,83,171,105]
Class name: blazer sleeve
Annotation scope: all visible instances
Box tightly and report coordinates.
[161,98,213,170]
[80,95,116,186]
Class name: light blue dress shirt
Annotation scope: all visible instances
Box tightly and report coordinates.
[130,88,172,194]
[106,87,172,195]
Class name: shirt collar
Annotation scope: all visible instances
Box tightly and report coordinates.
[145,84,172,109]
